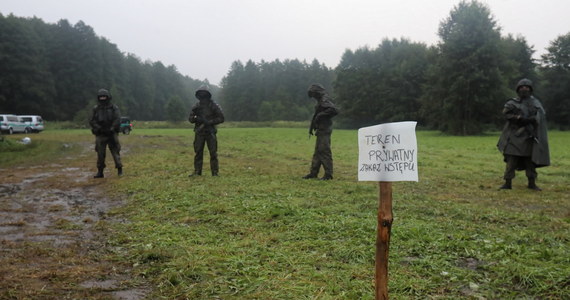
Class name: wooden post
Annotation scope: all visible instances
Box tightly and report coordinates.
[375,182,393,300]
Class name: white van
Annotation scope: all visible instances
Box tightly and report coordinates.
[19,115,45,133]
[0,114,30,134]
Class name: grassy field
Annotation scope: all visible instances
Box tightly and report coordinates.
[2,127,569,299]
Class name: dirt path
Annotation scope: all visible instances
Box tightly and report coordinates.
[0,143,148,299]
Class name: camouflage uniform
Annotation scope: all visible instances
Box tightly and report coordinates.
[89,89,122,178]
[304,84,339,180]
[189,86,225,176]
[497,79,550,190]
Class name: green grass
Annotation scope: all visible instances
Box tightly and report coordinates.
[3,128,569,299]
[44,120,308,130]
[109,128,569,299]
[0,131,85,167]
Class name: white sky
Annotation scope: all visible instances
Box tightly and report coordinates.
[1,0,569,85]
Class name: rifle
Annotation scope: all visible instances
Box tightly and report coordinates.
[309,119,316,139]
[516,110,539,143]
[309,111,319,139]
[191,106,211,131]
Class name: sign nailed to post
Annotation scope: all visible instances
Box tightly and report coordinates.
[358,121,418,299]
[358,121,418,182]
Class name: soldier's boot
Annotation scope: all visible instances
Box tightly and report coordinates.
[304,159,320,179]
[189,171,202,177]
[117,167,123,176]
[302,173,318,179]
[94,168,104,179]
[527,178,542,191]
[499,179,512,190]
[211,160,219,176]
[321,163,333,181]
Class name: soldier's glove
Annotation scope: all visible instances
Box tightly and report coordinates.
[91,126,102,135]
[527,115,538,125]
[195,116,207,124]
[519,116,537,125]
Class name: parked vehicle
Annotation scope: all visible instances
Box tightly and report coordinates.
[0,114,30,134]
[19,115,45,133]
[120,117,133,135]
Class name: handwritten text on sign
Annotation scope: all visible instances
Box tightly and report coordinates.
[358,121,418,182]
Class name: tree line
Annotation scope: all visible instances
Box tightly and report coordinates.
[1,0,569,134]
[0,13,209,122]
[219,0,569,133]
[219,59,334,121]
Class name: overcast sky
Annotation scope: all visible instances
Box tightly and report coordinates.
[2,0,569,85]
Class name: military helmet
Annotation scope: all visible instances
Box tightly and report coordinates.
[307,83,326,98]
[195,85,212,99]
[97,89,112,101]
[516,78,533,92]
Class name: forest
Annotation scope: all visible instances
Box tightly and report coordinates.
[0,14,208,123]
[1,0,569,134]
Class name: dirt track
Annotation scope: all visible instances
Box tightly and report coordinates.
[0,142,148,299]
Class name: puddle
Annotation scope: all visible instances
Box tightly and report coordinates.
[0,147,149,299]
[0,179,117,244]
[111,289,150,300]
[81,278,150,300]
[81,279,120,289]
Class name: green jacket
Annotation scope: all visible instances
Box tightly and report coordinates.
[497,96,550,168]
[189,99,224,134]
[310,95,339,135]
[89,103,121,136]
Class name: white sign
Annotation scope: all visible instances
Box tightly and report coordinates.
[358,121,418,182]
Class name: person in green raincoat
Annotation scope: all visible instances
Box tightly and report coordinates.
[303,84,339,180]
[497,79,550,191]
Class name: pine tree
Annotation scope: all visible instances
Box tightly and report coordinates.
[421,0,506,135]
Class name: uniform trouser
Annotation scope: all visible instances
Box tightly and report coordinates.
[503,154,537,180]
[309,132,333,177]
[194,132,218,174]
[95,134,122,169]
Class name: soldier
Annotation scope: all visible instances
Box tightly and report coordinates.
[303,84,339,180]
[497,79,550,190]
[188,85,224,177]
[89,89,123,178]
